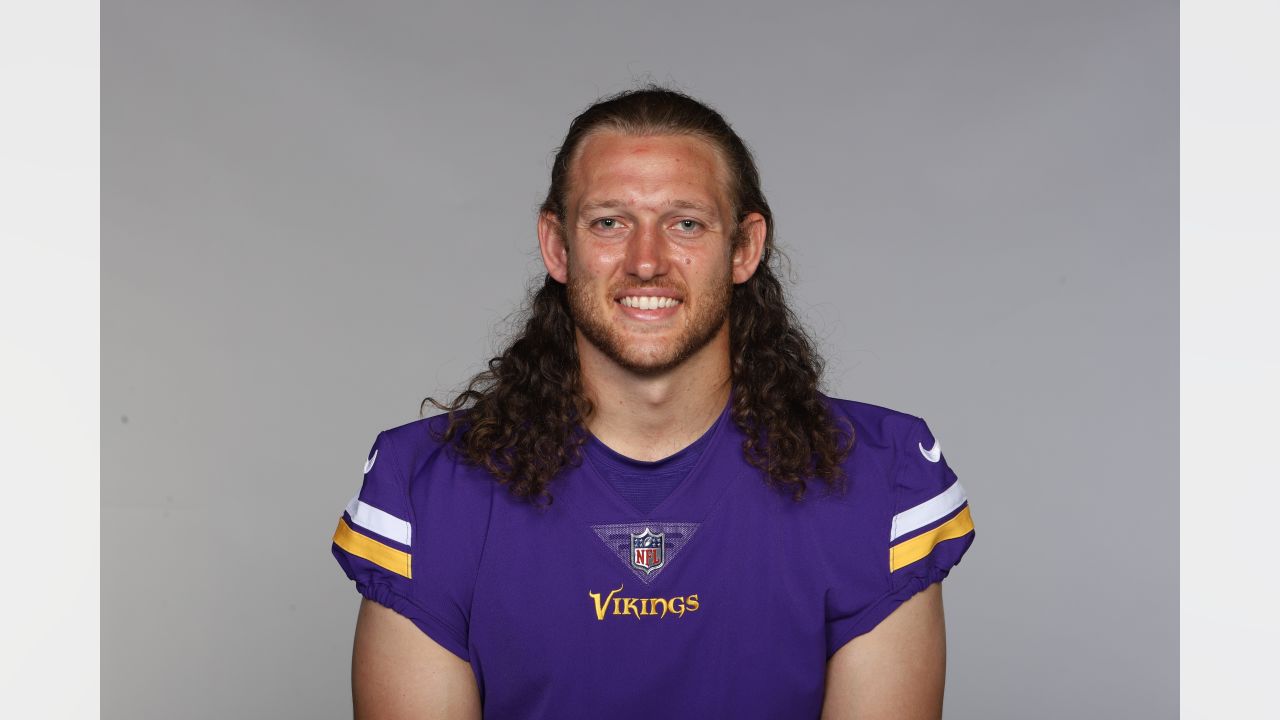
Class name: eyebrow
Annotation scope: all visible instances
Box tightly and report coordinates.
[578,199,718,215]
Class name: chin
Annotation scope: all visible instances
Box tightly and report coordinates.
[612,340,704,375]
[623,350,680,370]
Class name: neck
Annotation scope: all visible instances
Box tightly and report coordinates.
[577,325,732,462]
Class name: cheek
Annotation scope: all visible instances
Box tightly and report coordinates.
[681,246,733,278]
[586,243,629,271]
[568,247,619,284]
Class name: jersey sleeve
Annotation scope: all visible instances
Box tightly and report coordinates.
[886,416,974,590]
[824,414,976,657]
[331,426,490,662]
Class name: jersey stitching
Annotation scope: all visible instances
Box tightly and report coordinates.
[381,430,418,586]
[826,565,946,660]
[369,577,469,649]
[385,426,478,653]
[467,465,498,644]
[887,416,925,589]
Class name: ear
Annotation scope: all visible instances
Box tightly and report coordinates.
[538,211,570,284]
[731,212,768,284]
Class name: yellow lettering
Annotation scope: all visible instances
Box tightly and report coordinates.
[586,587,699,620]
[621,598,641,619]
[588,584,625,621]
[652,597,670,619]
[668,597,684,617]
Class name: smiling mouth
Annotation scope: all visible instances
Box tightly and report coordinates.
[618,296,682,310]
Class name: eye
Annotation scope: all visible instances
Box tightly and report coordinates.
[589,217,627,236]
[591,218,624,230]
[674,219,703,233]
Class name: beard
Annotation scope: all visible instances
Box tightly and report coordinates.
[565,266,734,377]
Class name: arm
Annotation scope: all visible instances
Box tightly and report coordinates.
[821,582,947,720]
[352,598,482,720]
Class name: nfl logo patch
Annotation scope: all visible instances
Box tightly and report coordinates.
[630,527,665,574]
[592,521,699,584]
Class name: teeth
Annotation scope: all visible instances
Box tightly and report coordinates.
[620,296,680,310]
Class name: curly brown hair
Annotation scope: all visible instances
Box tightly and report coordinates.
[424,86,854,505]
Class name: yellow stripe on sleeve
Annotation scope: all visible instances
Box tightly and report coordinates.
[333,517,413,579]
[889,505,974,573]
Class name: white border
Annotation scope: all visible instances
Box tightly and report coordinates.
[1182,1,1280,716]
[890,480,967,541]
[5,1,1275,716]
[0,2,101,717]
[345,496,414,546]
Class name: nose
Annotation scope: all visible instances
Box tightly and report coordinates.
[624,222,668,281]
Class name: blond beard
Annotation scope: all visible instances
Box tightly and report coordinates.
[565,268,734,376]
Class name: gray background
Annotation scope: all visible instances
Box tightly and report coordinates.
[103,1,1177,718]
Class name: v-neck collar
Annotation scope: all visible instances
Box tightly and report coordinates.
[557,393,740,523]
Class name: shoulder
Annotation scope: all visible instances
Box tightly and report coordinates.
[816,394,974,578]
[819,394,941,488]
[816,395,975,655]
[821,394,928,453]
[370,412,461,481]
[367,412,496,508]
[332,413,496,661]
[819,393,964,501]
[343,412,496,582]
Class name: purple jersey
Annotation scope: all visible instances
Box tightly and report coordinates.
[332,395,975,718]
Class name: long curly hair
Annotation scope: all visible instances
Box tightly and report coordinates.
[425,86,853,505]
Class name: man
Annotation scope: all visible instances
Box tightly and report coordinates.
[332,87,975,719]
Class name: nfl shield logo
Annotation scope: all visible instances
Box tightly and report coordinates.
[630,528,665,574]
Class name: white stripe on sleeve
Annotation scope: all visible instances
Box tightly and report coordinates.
[890,480,968,541]
[344,496,413,545]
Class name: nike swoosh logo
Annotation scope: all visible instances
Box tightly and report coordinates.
[363,449,378,474]
[918,439,942,463]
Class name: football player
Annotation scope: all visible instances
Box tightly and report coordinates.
[332,87,975,719]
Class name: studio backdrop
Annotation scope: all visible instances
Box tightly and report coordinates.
[103,1,1177,717]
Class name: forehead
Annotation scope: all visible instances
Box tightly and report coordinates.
[567,131,731,213]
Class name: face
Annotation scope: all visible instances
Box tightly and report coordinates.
[539,131,766,376]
